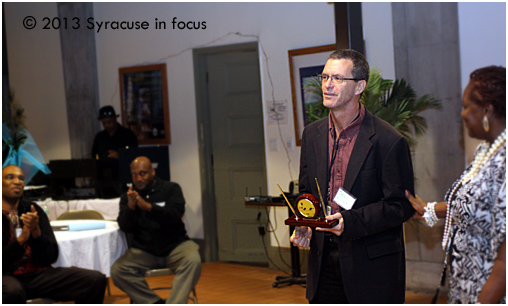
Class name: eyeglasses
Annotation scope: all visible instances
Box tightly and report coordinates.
[318,74,363,85]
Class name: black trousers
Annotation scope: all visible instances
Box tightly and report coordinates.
[310,234,349,304]
[2,267,107,304]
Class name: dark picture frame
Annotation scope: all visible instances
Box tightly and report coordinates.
[119,63,171,145]
[288,44,336,146]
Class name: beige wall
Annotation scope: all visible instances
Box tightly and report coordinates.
[4,3,70,161]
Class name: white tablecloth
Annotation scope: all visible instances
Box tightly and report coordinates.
[51,220,127,277]
[37,198,120,221]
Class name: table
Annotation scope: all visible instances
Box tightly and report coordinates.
[245,196,306,287]
[37,198,120,221]
[51,220,128,277]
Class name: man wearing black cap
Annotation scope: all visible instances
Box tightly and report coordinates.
[92,106,138,198]
[92,105,138,160]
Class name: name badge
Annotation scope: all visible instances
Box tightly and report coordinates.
[155,202,165,207]
[333,187,356,210]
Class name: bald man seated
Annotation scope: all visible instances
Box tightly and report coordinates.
[2,165,107,304]
[111,156,201,304]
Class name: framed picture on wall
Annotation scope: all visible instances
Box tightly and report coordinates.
[288,44,336,146]
[119,63,171,145]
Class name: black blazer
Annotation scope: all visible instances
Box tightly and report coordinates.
[299,109,415,303]
[2,200,59,274]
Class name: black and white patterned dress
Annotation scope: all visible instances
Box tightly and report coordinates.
[445,144,506,303]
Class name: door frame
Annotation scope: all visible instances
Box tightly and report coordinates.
[193,41,261,262]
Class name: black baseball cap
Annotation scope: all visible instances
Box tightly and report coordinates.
[98,106,119,120]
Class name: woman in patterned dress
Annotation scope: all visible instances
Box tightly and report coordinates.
[406,66,506,303]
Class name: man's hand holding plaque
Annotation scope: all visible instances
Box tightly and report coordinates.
[316,212,344,235]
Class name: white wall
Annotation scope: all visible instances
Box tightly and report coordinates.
[4,3,71,161]
[362,2,396,80]
[458,2,506,164]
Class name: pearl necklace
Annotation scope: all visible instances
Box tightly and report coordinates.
[442,129,506,250]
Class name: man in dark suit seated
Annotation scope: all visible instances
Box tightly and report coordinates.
[2,165,107,303]
[111,156,201,304]
[290,49,415,303]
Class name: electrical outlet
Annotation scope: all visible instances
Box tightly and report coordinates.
[269,138,278,151]
[285,138,293,150]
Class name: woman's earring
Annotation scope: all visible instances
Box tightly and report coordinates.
[483,115,490,132]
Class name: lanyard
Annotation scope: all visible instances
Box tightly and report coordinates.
[326,131,339,202]
[325,110,360,204]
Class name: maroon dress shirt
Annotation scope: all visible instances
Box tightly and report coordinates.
[327,103,365,214]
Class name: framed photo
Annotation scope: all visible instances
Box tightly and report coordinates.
[119,63,170,145]
[288,44,336,146]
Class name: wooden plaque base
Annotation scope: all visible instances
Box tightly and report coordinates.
[284,216,339,228]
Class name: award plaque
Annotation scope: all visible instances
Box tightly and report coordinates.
[284,193,338,228]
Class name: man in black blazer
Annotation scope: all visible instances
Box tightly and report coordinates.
[290,49,415,303]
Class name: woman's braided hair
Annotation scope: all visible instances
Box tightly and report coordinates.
[469,66,506,118]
